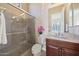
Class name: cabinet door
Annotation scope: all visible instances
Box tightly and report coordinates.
[46,45,61,56]
[62,48,79,56]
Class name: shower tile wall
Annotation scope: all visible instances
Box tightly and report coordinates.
[0,12,35,56]
[28,18,35,44]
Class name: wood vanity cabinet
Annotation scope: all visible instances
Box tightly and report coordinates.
[46,38,79,56]
[46,45,61,56]
[62,48,79,56]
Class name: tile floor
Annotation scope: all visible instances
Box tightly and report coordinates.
[21,49,46,56]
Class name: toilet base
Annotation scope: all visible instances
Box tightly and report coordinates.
[33,52,41,56]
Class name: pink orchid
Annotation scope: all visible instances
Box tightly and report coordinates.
[37,26,45,33]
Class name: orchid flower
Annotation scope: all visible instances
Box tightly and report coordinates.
[37,26,45,34]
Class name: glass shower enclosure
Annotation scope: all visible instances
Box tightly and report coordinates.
[0,3,35,56]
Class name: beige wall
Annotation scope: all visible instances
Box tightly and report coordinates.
[29,3,50,43]
[29,3,42,43]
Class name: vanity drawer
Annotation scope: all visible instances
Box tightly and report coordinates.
[46,44,61,56]
[62,48,79,56]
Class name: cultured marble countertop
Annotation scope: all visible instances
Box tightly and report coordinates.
[46,33,79,44]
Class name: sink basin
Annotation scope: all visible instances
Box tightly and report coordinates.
[47,32,79,44]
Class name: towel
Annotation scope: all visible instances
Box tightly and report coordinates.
[0,12,7,44]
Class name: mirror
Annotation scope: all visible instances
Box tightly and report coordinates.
[50,11,64,33]
[68,3,79,35]
[48,4,66,33]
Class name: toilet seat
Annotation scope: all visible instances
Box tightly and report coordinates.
[32,44,41,54]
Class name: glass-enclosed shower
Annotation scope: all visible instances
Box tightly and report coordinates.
[0,4,35,56]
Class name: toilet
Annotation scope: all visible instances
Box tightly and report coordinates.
[32,44,41,56]
[31,33,46,56]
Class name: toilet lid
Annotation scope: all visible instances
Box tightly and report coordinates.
[32,44,41,54]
